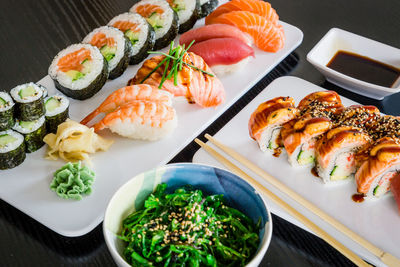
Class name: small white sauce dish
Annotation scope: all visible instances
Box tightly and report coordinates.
[307,28,400,100]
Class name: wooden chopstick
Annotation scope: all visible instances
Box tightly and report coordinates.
[204,134,400,267]
[195,138,370,267]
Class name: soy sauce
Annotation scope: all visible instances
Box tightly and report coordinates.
[352,193,365,203]
[327,50,400,88]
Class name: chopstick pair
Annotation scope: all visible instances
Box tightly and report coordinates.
[195,134,400,267]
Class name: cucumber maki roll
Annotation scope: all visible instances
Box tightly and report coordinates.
[199,0,218,18]
[130,0,179,50]
[109,13,155,65]
[39,84,48,98]
[13,116,46,153]
[83,26,130,79]
[48,44,108,100]
[10,83,45,121]
[0,130,25,169]
[0,92,15,131]
[44,95,69,134]
[168,0,200,33]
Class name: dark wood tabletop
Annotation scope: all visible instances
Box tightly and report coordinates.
[1,0,400,266]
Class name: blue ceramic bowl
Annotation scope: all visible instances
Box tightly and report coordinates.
[103,163,272,267]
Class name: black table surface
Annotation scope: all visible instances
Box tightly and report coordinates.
[1,0,400,266]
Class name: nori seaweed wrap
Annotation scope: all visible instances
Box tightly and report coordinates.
[0,130,25,170]
[0,92,15,131]
[170,0,201,33]
[199,0,218,18]
[10,83,45,121]
[13,116,46,153]
[44,95,69,134]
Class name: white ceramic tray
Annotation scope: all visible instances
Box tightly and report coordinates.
[192,76,400,267]
[0,14,303,236]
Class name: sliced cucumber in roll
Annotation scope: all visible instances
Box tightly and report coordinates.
[83,26,130,79]
[130,0,179,50]
[168,0,201,33]
[0,92,15,131]
[48,44,108,100]
[109,12,156,65]
[44,95,69,134]
[13,116,46,153]
[199,0,218,18]
[10,83,45,121]
[0,129,26,169]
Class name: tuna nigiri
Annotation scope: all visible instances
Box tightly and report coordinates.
[188,38,254,75]
[206,11,285,52]
[205,0,279,26]
[93,100,177,141]
[179,24,253,46]
[80,84,173,126]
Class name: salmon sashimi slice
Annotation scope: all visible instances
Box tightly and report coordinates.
[179,24,253,46]
[184,52,225,108]
[93,100,177,140]
[134,4,165,18]
[81,84,173,126]
[111,21,141,33]
[57,48,91,72]
[206,11,285,52]
[206,0,279,26]
[90,32,115,48]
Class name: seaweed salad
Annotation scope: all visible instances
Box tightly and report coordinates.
[120,184,260,266]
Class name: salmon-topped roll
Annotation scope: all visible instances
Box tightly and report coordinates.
[297,91,343,118]
[334,105,380,128]
[355,137,400,198]
[281,115,332,167]
[248,96,298,153]
[366,115,400,141]
[315,126,370,183]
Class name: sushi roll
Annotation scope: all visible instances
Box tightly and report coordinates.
[13,116,46,153]
[130,0,179,50]
[0,129,26,169]
[44,95,69,134]
[167,0,200,33]
[0,92,15,131]
[10,83,45,121]
[315,126,370,182]
[83,26,130,79]
[334,105,380,128]
[281,115,332,167]
[248,96,298,152]
[48,44,108,100]
[199,0,218,18]
[356,137,400,197]
[93,100,177,141]
[297,91,343,117]
[108,13,155,65]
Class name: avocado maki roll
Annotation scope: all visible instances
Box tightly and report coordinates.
[0,129,25,169]
[108,13,155,65]
[199,0,218,18]
[130,0,179,50]
[44,95,69,134]
[13,116,46,153]
[169,0,200,33]
[0,92,15,131]
[83,26,130,79]
[48,44,108,100]
[10,83,45,121]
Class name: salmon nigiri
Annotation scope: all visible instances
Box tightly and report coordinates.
[205,0,279,26]
[80,84,173,126]
[206,11,285,52]
[93,100,177,141]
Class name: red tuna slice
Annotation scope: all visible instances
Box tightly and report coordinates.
[391,173,400,214]
[179,24,253,47]
[188,38,254,67]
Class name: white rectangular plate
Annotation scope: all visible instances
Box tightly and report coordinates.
[0,15,303,236]
[192,76,400,267]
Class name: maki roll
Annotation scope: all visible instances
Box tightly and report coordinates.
[13,116,46,153]
[0,92,15,131]
[108,13,155,65]
[167,0,200,33]
[39,84,48,98]
[130,0,179,50]
[10,83,45,121]
[199,0,218,18]
[0,129,25,169]
[44,95,69,134]
[83,26,130,79]
[48,44,108,100]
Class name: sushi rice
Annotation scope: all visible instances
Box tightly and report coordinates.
[0,91,15,131]
[168,0,200,33]
[0,129,26,169]
[83,26,130,79]
[10,82,45,121]
[44,95,69,133]
[13,116,46,153]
